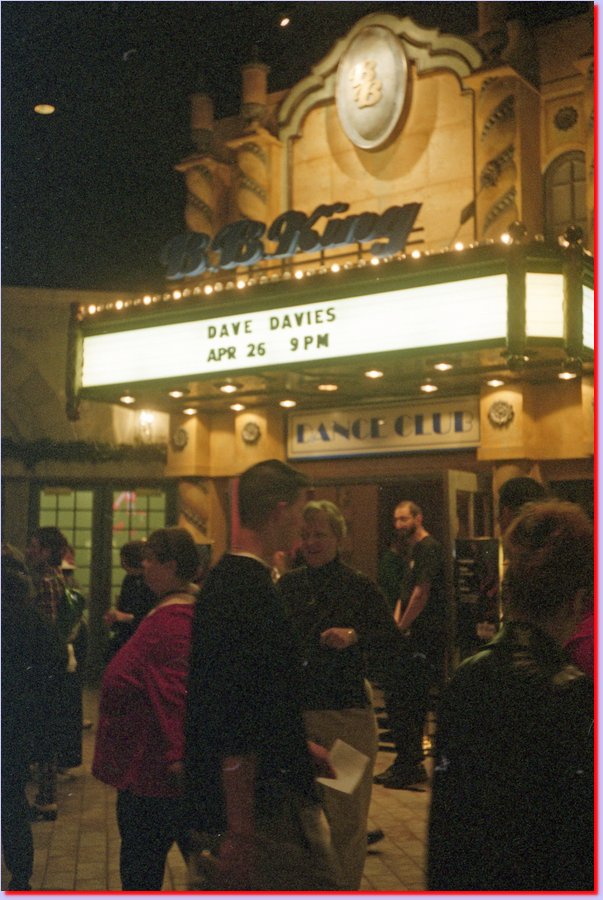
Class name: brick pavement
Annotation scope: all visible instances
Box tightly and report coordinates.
[2,689,431,892]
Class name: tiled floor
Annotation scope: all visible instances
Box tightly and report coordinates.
[2,689,432,893]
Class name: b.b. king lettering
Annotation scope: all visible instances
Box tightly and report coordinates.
[161,201,422,280]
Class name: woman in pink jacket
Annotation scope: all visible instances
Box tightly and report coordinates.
[93,528,198,891]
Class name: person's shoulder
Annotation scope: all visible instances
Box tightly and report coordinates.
[279,565,306,588]
[338,561,374,588]
[420,533,441,550]
[201,554,273,609]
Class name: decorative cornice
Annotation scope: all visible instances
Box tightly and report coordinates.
[483,186,517,232]
[239,142,269,166]
[238,170,268,202]
[480,144,515,188]
[480,95,515,141]
[187,193,214,223]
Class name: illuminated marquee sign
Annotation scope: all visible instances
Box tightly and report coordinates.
[81,275,507,389]
[287,397,481,459]
[160,201,421,280]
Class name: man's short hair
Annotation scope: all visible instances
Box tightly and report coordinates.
[303,500,347,542]
[504,500,593,622]
[397,500,422,518]
[30,527,69,567]
[144,527,199,581]
[499,477,547,515]
[238,460,309,529]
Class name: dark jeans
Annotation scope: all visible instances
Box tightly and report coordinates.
[381,651,430,771]
[116,789,191,891]
[2,763,33,889]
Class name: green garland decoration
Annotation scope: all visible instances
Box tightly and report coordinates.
[3,438,167,469]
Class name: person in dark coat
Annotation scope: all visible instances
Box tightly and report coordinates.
[278,499,401,889]
[428,500,594,891]
[104,540,156,659]
[1,547,65,888]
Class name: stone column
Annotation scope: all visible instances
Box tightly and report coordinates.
[174,91,218,236]
[466,67,541,241]
[224,58,273,226]
[575,55,594,251]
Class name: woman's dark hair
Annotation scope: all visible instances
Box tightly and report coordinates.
[504,500,593,622]
[120,540,147,569]
[30,527,69,567]
[144,528,199,581]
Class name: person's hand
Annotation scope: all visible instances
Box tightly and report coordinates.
[103,608,133,626]
[103,608,118,626]
[307,740,336,779]
[215,832,257,889]
[319,626,357,650]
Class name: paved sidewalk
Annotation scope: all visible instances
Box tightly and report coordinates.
[2,689,431,892]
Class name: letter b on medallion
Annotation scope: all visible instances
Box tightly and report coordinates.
[336,26,408,150]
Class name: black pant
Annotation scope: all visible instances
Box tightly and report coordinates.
[116,789,191,891]
[2,762,34,889]
[381,651,430,771]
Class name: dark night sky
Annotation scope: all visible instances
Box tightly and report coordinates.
[1,1,595,292]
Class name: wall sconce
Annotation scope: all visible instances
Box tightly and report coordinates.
[137,410,155,443]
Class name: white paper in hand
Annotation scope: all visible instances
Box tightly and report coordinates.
[316,739,370,794]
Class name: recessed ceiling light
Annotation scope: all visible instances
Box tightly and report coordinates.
[183,407,197,416]
[279,399,297,408]
[365,369,383,379]
[120,394,135,405]
[230,403,246,412]
[487,378,505,388]
[34,103,55,115]
[218,382,241,394]
[434,362,453,372]
[318,383,338,392]
[168,389,187,399]
[420,380,438,393]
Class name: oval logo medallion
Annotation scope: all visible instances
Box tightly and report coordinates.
[336,25,408,150]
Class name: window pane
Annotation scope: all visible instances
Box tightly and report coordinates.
[75,510,93,529]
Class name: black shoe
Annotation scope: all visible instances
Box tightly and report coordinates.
[367,828,385,846]
[373,764,398,785]
[377,767,429,790]
[29,803,58,822]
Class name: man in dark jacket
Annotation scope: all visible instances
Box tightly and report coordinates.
[428,500,594,891]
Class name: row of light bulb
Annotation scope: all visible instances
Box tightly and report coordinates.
[80,232,553,319]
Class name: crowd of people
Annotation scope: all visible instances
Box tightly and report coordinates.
[1,465,594,892]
